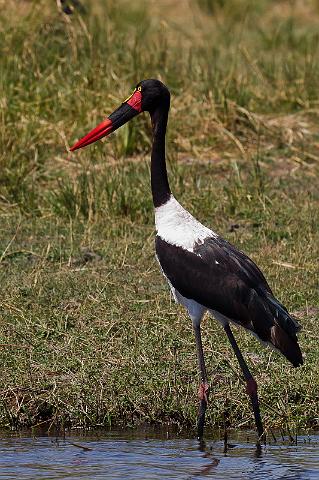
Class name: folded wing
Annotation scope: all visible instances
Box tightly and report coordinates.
[156,235,302,367]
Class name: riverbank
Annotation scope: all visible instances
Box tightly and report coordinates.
[0,0,318,433]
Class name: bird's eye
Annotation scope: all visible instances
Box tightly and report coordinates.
[137,86,142,92]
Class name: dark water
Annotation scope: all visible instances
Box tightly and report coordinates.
[0,430,319,479]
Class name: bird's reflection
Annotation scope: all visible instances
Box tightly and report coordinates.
[194,435,265,476]
[195,439,220,476]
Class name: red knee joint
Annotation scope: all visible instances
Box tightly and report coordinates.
[246,378,257,396]
[198,383,210,402]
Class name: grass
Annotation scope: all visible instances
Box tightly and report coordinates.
[0,0,318,435]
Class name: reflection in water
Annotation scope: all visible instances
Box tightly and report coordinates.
[0,431,318,479]
[195,450,220,477]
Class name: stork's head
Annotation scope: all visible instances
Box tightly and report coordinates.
[70,79,170,151]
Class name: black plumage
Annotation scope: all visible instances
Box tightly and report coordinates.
[156,235,302,367]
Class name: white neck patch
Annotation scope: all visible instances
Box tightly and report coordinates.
[155,195,217,252]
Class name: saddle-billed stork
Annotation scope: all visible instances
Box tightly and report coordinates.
[70,79,303,441]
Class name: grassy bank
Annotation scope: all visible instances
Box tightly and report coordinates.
[0,0,318,434]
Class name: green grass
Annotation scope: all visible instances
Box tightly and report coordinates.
[0,0,318,435]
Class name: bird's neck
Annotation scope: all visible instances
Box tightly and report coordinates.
[150,105,171,208]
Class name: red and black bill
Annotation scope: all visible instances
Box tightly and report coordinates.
[70,89,142,151]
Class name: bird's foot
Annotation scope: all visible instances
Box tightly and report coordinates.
[198,383,210,403]
[246,378,257,397]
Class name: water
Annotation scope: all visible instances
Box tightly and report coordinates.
[0,430,319,479]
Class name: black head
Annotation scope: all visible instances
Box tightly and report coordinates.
[70,78,170,151]
[137,79,170,113]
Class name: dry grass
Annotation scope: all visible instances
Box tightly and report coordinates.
[0,0,318,434]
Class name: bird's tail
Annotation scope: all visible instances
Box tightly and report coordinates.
[270,323,303,367]
[249,289,303,367]
[265,292,303,367]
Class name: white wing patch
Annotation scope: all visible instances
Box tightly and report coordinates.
[155,195,217,252]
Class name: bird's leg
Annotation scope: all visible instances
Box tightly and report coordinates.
[193,323,209,440]
[223,324,264,441]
